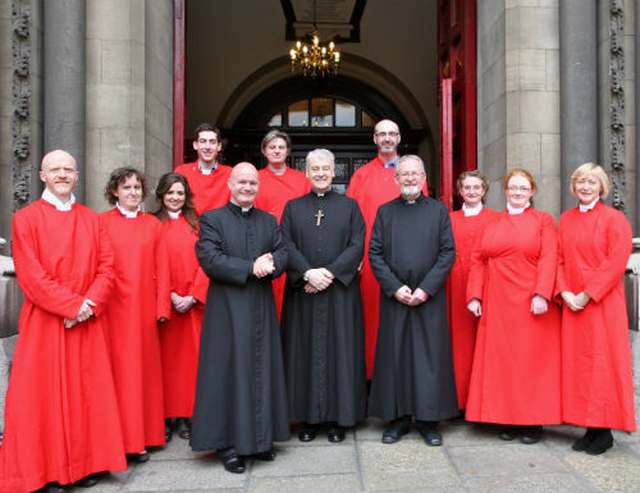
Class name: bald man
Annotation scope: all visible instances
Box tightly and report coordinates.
[0,151,126,493]
[191,163,290,473]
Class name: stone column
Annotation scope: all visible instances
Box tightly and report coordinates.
[636,0,640,232]
[43,0,86,202]
[559,0,598,212]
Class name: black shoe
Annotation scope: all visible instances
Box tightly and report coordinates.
[327,427,346,443]
[298,424,318,442]
[498,425,520,441]
[126,451,150,463]
[165,418,173,443]
[253,449,276,461]
[34,482,68,493]
[176,417,192,440]
[72,474,99,488]
[572,427,597,451]
[222,453,246,473]
[419,427,442,446]
[381,417,411,444]
[585,428,613,455]
[521,425,543,444]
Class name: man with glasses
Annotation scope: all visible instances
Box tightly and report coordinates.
[367,154,458,447]
[347,119,428,380]
[175,123,233,214]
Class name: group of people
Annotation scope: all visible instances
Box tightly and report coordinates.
[0,118,635,492]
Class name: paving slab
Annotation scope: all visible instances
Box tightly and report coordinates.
[449,443,567,478]
[464,471,592,493]
[359,439,463,491]
[123,455,246,491]
[250,443,358,477]
[247,474,362,493]
[563,448,640,493]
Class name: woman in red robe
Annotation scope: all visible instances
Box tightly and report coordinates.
[466,169,561,444]
[447,171,499,411]
[101,167,171,462]
[153,173,208,443]
[556,162,636,455]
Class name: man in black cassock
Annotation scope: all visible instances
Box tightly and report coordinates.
[281,149,367,444]
[192,162,290,474]
[368,154,458,447]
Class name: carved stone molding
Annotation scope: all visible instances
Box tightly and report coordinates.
[610,0,626,212]
[11,0,32,212]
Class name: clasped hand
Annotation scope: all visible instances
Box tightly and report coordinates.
[394,285,429,306]
[171,291,196,313]
[65,298,96,328]
[561,291,591,312]
[304,268,334,294]
[253,253,275,278]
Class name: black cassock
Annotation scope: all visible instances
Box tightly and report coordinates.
[281,191,367,427]
[368,194,459,422]
[191,202,290,455]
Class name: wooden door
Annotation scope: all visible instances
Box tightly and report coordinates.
[438,0,477,210]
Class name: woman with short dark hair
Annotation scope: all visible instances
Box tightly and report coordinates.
[101,167,171,462]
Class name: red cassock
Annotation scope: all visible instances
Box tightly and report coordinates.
[346,157,428,378]
[254,166,310,315]
[447,207,499,409]
[0,200,126,493]
[465,208,561,425]
[101,209,171,453]
[174,161,233,215]
[556,202,636,431]
[159,215,208,419]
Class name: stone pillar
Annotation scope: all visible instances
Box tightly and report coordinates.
[559,0,598,212]
[636,0,640,233]
[44,0,86,202]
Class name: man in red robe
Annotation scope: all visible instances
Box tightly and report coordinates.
[347,119,428,377]
[254,130,310,315]
[174,123,233,214]
[0,150,126,493]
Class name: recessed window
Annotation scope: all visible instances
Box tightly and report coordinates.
[362,110,375,127]
[311,98,334,127]
[288,100,309,127]
[267,113,282,127]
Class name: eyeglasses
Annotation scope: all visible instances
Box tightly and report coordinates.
[396,171,424,179]
[507,186,532,193]
[375,131,399,138]
[462,185,484,192]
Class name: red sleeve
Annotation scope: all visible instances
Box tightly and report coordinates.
[583,210,632,302]
[466,230,486,302]
[154,220,172,320]
[84,217,115,316]
[533,212,558,300]
[12,210,84,319]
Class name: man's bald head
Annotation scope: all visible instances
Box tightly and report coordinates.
[229,162,260,208]
[39,150,79,202]
[373,119,401,157]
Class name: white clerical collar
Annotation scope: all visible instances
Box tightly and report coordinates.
[507,202,530,215]
[116,202,141,218]
[463,202,483,217]
[579,197,599,213]
[168,210,181,219]
[198,161,217,175]
[241,206,253,213]
[42,188,76,211]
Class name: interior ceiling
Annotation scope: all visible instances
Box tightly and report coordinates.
[281,0,366,42]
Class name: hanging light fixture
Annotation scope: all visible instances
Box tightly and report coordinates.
[289,0,340,78]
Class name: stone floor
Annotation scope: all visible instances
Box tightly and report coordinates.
[84,418,640,493]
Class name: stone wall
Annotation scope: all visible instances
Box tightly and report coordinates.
[85,0,173,212]
[0,0,43,253]
[478,0,561,217]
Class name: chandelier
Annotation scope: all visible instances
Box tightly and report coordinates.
[289,2,340,78]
